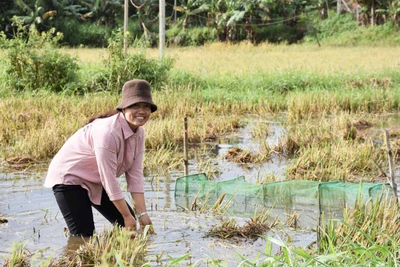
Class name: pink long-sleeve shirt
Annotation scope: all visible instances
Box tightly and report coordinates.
[44,112,145,205]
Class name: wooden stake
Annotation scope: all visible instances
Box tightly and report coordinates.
[371,0,375,27]
[123,0,129,54]
[184,115,189,176]
[184,116,189,202]
[159,0,165,59]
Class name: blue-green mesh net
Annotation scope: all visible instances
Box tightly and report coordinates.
[174,173,392,227]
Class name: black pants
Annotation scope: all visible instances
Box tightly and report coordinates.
[53,184,135,237]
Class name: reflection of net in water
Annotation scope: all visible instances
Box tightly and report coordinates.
[174,173,392,227]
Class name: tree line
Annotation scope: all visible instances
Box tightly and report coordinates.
[0,0,398,46]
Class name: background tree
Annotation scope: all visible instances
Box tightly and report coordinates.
[0,0,16,36]
[1,0,399,47]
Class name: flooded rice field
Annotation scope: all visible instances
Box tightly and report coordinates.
[0,116,398,265]
[1,168,315,266]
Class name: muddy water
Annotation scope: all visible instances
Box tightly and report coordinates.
[1,115,378,265]
[2,167,308,266]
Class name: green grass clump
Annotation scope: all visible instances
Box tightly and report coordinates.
[318,192,400,265]
[2,242,30,267]
[54,226,150,266]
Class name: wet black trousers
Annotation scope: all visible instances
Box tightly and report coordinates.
[53,184,135,237]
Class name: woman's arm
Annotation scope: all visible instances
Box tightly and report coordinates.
[112,198,137,231]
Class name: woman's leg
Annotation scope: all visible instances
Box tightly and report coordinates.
[53,184,95,237]
[91,188,135,227]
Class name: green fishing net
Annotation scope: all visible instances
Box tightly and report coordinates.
[174,173,392,226]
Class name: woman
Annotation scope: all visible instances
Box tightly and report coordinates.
[44,79,156,237]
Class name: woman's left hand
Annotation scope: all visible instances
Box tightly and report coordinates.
[139,214,154,234]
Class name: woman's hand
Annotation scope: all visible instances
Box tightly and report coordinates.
[111,198,138,232]
[123,214,137,231]
[131,193,154,234]
[139,214,154,234]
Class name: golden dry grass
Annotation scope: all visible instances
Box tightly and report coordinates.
[0,91,247,174]
[284,112,392,181]
[64,43,400,76]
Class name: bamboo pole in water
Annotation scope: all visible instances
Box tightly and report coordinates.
[184,116,189,176]
[384,130,398,201]
[184,116,189,202]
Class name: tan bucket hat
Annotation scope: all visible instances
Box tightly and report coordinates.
[116,79,157,113]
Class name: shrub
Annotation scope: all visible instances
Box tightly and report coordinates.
[313,13,358,40]
[88,29,174,92]
[4,25,80,93]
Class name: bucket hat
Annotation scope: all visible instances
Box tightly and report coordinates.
[116,79,157,113]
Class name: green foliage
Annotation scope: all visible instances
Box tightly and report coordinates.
[2,1,400,46]
[312,13,358,40]
[166,25,217,46]
[3,242,30,267]
[255,23,306,44]
[0,0,15,34]
[54,17,112,47]
[3,25,81,93]
[88,29,174,92]
[0,0,14,13]
[305,12,400,46]
[317,193,400,265]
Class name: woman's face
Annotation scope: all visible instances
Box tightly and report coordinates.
[123,102,152,131]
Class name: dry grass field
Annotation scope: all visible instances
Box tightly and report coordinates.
[64,43,400,76]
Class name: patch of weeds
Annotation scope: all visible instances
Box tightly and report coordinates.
[89,28,174,93]
[224,147,271,164]
[3,242,31,267]
[205,210,277,241]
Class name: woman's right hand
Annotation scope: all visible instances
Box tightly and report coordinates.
[123,215,137,231]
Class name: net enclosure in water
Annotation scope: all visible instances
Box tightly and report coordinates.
[174,173,392,226]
